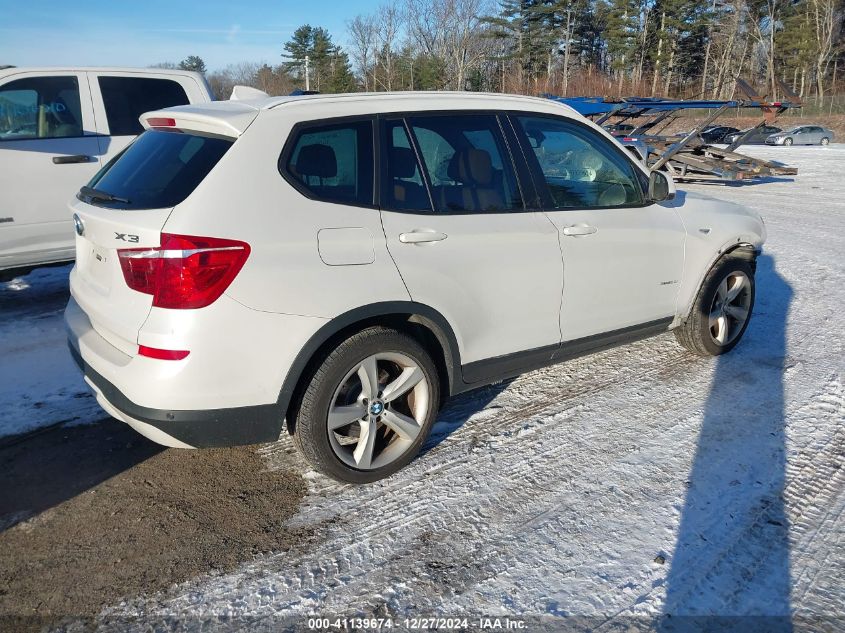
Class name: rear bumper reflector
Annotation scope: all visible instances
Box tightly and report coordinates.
[138,345,190,361]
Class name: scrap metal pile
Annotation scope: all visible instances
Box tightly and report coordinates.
[548,80,800,182]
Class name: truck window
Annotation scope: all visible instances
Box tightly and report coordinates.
[0,76,83,140]
[98,76,190,136]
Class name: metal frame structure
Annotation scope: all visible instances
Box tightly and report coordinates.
[546,81,801,182]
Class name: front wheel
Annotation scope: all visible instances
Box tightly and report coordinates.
[675,256,756,357]
[821,137,830,146]
[292,327,440,483]
[783,137,793,146]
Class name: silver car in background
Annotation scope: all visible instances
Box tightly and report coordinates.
[766,125,835,146]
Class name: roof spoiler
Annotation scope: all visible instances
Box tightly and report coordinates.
[230,85,269,101]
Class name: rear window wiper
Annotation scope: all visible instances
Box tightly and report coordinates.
[79,185,130,204]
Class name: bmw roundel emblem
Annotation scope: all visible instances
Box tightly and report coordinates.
[73,213,84,237]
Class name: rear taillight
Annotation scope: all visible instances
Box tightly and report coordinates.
[118,233,250,309]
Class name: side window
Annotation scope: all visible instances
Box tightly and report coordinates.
[284,119,374,206]
[98,77,190,136]
[0,76,83,140]
[405,114,523,213]
[514,115,644,209]
[382,120,432,212]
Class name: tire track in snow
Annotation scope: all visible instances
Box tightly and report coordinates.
[597,374,845,625]
[105,147,845,624]
[118,337,716,620]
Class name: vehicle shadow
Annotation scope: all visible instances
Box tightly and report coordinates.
[660,254,793,632]
[723,176,796,187]
[421,380,513,455]
[0,419,163,532]
[0,264,73,321]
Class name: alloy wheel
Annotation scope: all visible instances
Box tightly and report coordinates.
[708,272,752,346]
[327,352,431,470]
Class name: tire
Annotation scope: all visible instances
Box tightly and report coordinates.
[674,256,756,357]
[292,326,440,483]
[783,137,793,146]
[821,137,830,146]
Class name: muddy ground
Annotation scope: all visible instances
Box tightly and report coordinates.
[0,421,307,630]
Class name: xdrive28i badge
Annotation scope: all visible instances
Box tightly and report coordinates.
[72,213,84,237]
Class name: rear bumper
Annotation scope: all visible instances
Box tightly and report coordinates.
[65,297,285,448]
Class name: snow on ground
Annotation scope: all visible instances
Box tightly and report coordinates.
[0,264,102,438]
[1,145,843,627]
[103,145,843,627]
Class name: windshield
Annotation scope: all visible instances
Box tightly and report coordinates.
[82,129,233,210]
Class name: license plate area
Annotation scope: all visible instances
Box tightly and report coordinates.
[81,242,113,293]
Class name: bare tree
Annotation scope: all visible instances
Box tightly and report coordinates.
[348,14,377,91]
[405,0,494,90]
[810,0,840,104]
[376,4,402,90]
[748,0,783,97]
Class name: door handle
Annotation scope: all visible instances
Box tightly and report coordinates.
[399,230,448,244]
[53,155,94,165]
[562,224,597,237]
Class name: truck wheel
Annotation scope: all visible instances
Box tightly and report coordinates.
[292,327,440,483]
[675,256,755,357]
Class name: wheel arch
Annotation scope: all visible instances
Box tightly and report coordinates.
[278,302,462,434]
[674,241,759,326]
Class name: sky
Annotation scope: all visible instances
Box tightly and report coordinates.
[0,0,378,71]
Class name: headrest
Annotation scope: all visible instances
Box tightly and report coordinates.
[390,147,418,179]
[295,144,337,179]
[447,147,493,186]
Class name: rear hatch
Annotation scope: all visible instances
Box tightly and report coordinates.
[70,109,251,354]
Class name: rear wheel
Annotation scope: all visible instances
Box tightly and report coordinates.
[292,327,440,483]
[675,256,755,357]
[783,137,793,146]
[821,137,830,146]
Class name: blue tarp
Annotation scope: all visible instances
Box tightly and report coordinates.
[544,95,786,116]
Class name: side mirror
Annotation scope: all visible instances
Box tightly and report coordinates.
[648,170,675,202]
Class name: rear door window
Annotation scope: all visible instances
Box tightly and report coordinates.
[382,120,432,212]
[283,119,374,206]
[98,76,190,136]
[0,76,83,140]
[404,114,523,213]
[84,129,232,209]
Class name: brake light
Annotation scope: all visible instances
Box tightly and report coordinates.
[146,117,177,128]
[117,233,250,309]
[138,345,190,361]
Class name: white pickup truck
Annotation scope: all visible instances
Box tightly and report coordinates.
[0,67,214,280]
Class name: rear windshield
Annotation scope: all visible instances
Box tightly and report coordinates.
[83,129,233,209]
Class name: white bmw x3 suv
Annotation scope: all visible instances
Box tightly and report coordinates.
[65,92,765,483]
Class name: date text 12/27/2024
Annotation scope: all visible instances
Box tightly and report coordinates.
[308,617,527,630]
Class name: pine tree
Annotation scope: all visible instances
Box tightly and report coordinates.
[282,25,356,93]
[178,55,207,74]
[604,0,641,90]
